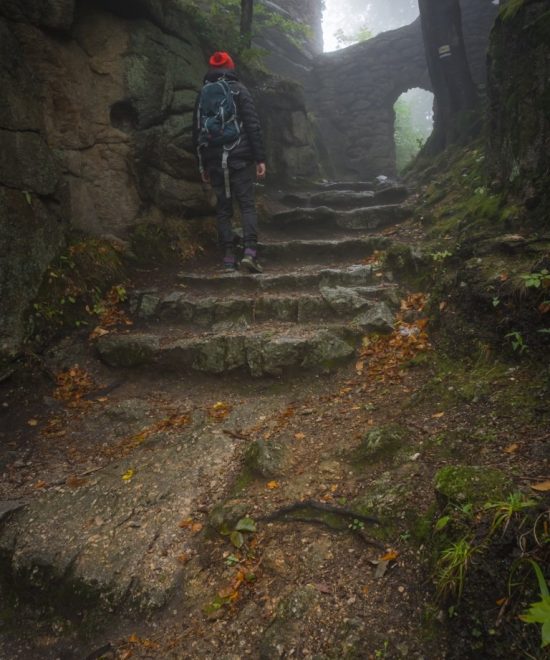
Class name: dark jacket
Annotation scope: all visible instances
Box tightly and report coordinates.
[193,69,266,170]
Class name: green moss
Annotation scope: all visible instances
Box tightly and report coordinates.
[30,237,125,340]
[434,466,512,507]
[353,424,408,464]
[499,0,525,21]
[131,218,216,264]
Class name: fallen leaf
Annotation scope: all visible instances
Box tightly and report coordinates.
[498,272,509,282]
[27,419,39,427]
[128,633,140,644]
[191,522,203,534]
[66,476,88,488]
[496,597,508,606]
[266,480,280,490]
[355,360,365,374]
[177,553,191,564]
[314,583,331,594]
[439,301,448,311]
[122,468,135,482]
[431,412,445,419]
[380,549,399,562]
[179,518,193,528]
[34,480,47,489]
[362,585,370,596]
[294,432,305,441]
[530,480,550,492]
[503,443,519,454]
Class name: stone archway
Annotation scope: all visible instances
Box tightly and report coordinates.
[308,19,431,180]
[307,0,498,180]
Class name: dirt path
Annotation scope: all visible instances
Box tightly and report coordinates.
[1,182,547,659]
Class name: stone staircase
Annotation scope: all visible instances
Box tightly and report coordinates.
[97,181,412,377]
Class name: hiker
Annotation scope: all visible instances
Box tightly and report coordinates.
[194,51,266,273]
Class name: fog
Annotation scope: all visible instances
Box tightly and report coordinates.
[322,0,419,52]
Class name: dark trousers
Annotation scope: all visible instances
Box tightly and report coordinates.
[209,164,258,252]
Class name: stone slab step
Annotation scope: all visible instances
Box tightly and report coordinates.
[96,324,364,377]
[266,204,411,232]
[176,264,384,294]
[0,412,240,613]
[280,186,408,210]
[307,181,376,192]
[259,236,389,263]
[130,285,399,327]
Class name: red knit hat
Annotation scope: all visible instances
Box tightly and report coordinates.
[209,51,235,69]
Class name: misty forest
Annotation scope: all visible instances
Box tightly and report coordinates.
[1,0,549,658]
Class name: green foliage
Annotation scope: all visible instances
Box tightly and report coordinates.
[394,99,431,173]
[499,0,525,22]
[520,269,550,290]
[436,537,478,601]
[505,330,528,354]
[484,492,537,537]
[181,0,310,62]
[334,23,373,48]
[519,560,550,648]
[31,238,125,338]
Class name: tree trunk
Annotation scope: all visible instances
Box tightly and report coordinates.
[418,0,479,154]
[240,0,254,49]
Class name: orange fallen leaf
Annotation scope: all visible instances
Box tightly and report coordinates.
[498,272,509,282]
[496,597,508,606]
[431,412,445,419]
[530,480,550,492]
[66,476,88,488]
[34,480,47,489]
[179,517,194,528]
[191,522,203,534]
[177,552,191,564]
[503,443,519,454]
[380,549,399,562]
[362,585,370,596]
[294,432,305,441]
[266,480,280,490]
[128,633,140,644]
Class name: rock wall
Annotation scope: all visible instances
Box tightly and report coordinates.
[308,0,498,180]
[0,0,323,364]
[487,0,550,206]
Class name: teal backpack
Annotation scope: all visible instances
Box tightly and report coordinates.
[197,78,241,148]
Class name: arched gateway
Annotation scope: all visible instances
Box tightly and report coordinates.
[304,0,498,180]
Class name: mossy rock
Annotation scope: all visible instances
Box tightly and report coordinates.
[354,424,409,463]
[208,500,249,536]
[244,439,286,479]
[434,466,512,507]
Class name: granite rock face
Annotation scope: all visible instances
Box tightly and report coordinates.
[487,1,550,206]
[0,0,324,362]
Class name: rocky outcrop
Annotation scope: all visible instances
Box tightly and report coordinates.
[487,0,550,206]
[0,0,324,363]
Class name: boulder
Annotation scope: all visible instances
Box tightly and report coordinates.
[353,302,395,334]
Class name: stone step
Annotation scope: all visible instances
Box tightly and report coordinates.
[96,323,368,377]
[280,186,408,210]
[130,285,399,328]
[307,181,376,192]
[259,236,389,264]
[176,263,385,294]
[265,204,411,232]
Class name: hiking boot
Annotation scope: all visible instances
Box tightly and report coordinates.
[222,252,237,272]
[240,249,263,274]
